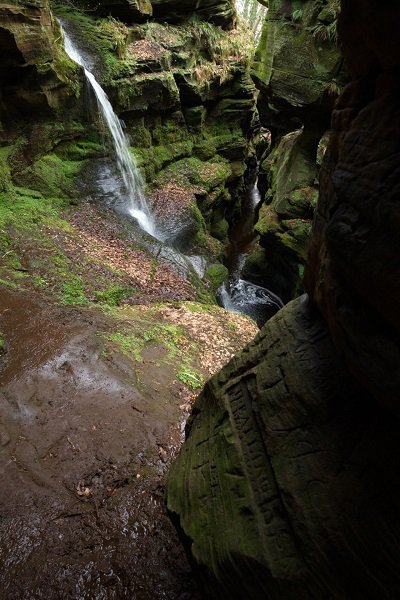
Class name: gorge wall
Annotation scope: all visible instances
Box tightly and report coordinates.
[246,0,344,302]
[1,0,257,274]
[167,1,400,598]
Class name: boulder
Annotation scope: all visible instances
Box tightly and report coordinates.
[167,1,400,596]
[168,297,400,598]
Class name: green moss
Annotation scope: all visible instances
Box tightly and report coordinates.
[55,9,137,85]
[61,276,90,305]
[185,301,217,313]
[20,153,83,197]
[155,156,231,193]
[177,367,204,389]
[103,322,186,362]
[0,189,67,233]
[56,140,104,160]
[0,278,20,290]
[193,139,217,161]
[104,331,143,361]
[95,285,136,307]
[0,147,13,193]
[205,264,228,293]
[132,140,194,181]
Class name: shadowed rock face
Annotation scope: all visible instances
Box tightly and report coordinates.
[167,1,400,597]
[305,0,400,412]
[0,0,80,122]
[77,0,236,27]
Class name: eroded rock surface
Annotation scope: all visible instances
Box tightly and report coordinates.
[305,0,400,411]
[0,286,256,598]
[0,0,80,123]
[167,1,400,597]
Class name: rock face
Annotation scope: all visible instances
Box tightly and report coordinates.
[245,0,344,301]
[84,0,236,27]
[167,1,400,597]
[0,0,92,197]
[1,0,254,257]
[305,0,400,412]
[59,5,256,254]
[0,0,80,123]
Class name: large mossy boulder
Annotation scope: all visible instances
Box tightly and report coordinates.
[168,297,400,599]
[167,1,400,597]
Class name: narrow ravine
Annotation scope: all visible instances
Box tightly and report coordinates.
[218,166,284,326]
[60,20,279,327]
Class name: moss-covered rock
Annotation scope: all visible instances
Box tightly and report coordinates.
[0,1,81,123]
[56,10,256,246]
[167,294,400,598]
[253,0,344,120]
[204,263,228,292]
[246,0,345,302]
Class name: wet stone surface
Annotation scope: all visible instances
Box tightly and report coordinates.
[0,288,200,599]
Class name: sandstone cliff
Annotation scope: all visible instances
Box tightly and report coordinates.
[245,0,344,302]
[167,1,400,597]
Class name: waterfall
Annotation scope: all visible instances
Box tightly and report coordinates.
[60,23,155,237]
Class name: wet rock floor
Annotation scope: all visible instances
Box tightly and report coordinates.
[0,287,200,599]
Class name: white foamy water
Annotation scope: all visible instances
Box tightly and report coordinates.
[218,278,284,326]
[60,24,155,237]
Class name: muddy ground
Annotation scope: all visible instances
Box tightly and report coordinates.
[0,286,257,599]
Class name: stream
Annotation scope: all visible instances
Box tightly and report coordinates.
[218,171,284,326]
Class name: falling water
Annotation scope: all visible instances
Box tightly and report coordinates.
[218,176,284,326]
[60,24,155,237]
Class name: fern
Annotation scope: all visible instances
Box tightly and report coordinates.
[292,8,303,22]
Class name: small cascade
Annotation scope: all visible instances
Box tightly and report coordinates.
[218,173,284,326]
[60,23,156,237]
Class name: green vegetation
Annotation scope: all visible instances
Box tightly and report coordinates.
[0,188,68,234]
[205,264,229,293]
[20,153,83,197]
[104,322,185,362]
[311,20,338,43]
[292,8,303,22]
[155,157,231,193]
[95,285,136,306]
[104,331,143,361]
[61,276,90,305]
[0,143,138,306]
[177,368,204,389]
[55,8,137,84]
[188,20,254,84]
[100,306,212,391]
